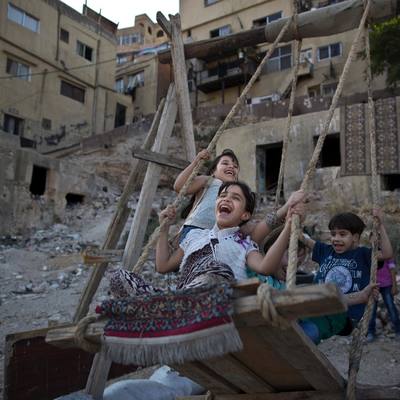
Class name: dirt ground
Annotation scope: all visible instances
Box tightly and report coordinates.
[1,193,400,399]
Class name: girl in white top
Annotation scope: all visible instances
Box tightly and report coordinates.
[109,181,303,297]
[175,149,304,245]
[157,181,302,289]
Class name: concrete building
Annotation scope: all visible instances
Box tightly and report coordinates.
[0,0,132,152]
[115,14,171,119]
[177,0,400,201]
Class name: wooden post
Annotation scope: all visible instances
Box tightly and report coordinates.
[84,351,112,399]
[73,97,165,323]
[160,12,196,161]
[122,83,178,269]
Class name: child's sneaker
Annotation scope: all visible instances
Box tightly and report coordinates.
[366,333,375,343]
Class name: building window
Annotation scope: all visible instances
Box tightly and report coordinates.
[253,11,283,27]
[127,71,144,90]
[266,45,292,73]
[60,28,69,43]
[76,40,93,61]
[210,25,231,38]
[42,118,52,130]
[7,3,40,32]
[115,78,124,93]
[148,26,152,35]
[118,33,143,45]
[116,55,128,64]
[205,0,219,6]
[6,57,31,81]
[3,114,24,135]
[60,80,85,103]
[321,82,337,97]
[157,30,164,38]
[300,48,313,64]
[318,42,342,61]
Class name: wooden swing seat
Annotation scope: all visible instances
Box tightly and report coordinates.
[43,280,399,399]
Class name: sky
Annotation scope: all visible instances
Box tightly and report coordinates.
[62,0,179,28]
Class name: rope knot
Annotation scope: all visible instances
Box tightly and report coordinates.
[257,284,291,329]
[75,314,103,353]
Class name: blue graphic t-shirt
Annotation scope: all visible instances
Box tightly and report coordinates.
[312,241,372,321]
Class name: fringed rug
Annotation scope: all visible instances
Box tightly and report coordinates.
[95,283,242,366]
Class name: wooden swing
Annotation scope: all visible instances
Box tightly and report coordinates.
[6,1,399,400]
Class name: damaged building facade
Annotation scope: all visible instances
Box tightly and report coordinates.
[174,0,400,203]
[0,0,134,235]
[0,0,132,152]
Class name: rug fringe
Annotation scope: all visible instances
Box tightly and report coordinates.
[102,322,243,366]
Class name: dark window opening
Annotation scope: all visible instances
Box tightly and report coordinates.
[381,174,400,191]
[156,30,164,37]
[30,165,47,196]
[60,80,85,103]
[253,11,282,27]
[313,133,341,167]
[4,114,24,135]
[147,26,152,35]
[210,25,231,38]
[114,103,127,128]
[66,193,85,207]
[60,28,69,43]
[42,118,52,130]
[256,142,283,194]
[76,40,93,61]
[20,137,36,148]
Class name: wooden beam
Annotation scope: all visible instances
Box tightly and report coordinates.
[46,283,346,349]
[234,283,347,326]
[72,97,165,323]
[175,386,400,400]
[122,84,178,268]
[156,11,171,37]
[169,13,196,161]
[158,0,397,63]
[132,147,189,170]
[84,351,112,400]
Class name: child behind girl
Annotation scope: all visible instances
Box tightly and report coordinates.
[367,258,400,342]
[174,149,304,244]
[109,181,303,298]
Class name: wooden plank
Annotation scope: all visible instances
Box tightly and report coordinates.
[156,11,171,37]
[158,0,396,63]
[201,354,275,394]
[4,327,136,400]
[132,147,189,170]
[234,283,347,325]
[172,362,241,395]
[47,283,346,348]
[122,83,178,268]
[73,97,165,322]
[85,351,112,400]
[169,13,196,161]
[231,327,310,392]
[254,323,345,391]
[177,386,400,400]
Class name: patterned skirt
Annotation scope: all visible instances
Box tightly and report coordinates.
[109,242,235,299]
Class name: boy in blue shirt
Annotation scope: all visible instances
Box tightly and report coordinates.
[303,210,393,325]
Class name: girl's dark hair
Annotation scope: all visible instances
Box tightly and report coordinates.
[181,149,239,219]
[263,226,307,254]
[328,212,366,235]
[207,148,239,175]
[218,181,256,219]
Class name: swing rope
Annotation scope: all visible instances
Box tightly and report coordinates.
[275,1,302,208]
[131,16,293,274]
[346,5,379,398]
[285,0,371,289]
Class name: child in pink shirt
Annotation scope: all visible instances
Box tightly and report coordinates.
[367,259,400,341]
